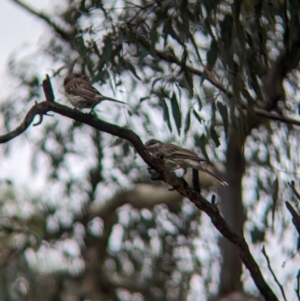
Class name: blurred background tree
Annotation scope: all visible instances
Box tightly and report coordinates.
[0,0,300,300]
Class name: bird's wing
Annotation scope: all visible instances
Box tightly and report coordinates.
[163,144,206,162]
[66,79,126,104]
[65,78,101,101]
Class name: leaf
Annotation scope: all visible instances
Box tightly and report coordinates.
[181,13,190,38]
[184,71,194,97]
[197,134,211,163]
[250,226,265,244]
[163,19,185,47]
[151,77,163,90]
[217,101,229,138]
[110,138,123,147]
[170,92,181,135]
[206,39,218,68]
[271,177,279,231]
[192,108,203,124]
[189,32,202,64]
[220,14,233,53]
[160,98,172,132]
[98,38,112,70]
[184,107,191,134]
[196,95,202,110]
[247,60,263,100]
[162,19,171,47]
[211,100,216,123]
[210,125,220,147]
[150,21,158,51]
[200,69,208,84]
[139,96,149,102]
[125,61,141,80]
[72,120,83,128]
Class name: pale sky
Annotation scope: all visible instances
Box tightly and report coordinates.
[0,0,53,73]
[0,0,53,186]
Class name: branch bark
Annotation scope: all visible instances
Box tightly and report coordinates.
[0,99,278,301]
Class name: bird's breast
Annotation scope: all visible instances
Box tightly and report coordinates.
[66,94,94,108]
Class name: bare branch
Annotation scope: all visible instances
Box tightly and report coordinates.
[0,97,278,301]
[126,28,300,128]
[261,245,287,301]
[251,108,300,127]
[288,181,300,201]
[285,201,300,235]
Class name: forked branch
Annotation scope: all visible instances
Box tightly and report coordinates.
[0,75,279,301]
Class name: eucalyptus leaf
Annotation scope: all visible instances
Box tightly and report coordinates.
[197,134,211,163]
[193,108,203,124]
[170,92,182,135]
[206,39,218,69]
[160,97,172,132]
[184,107,191,134]
[271,177,279,231]
[210,125,220,147]
[217,101,229,138]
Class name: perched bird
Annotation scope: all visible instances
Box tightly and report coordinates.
[63,73,125,109]
[145,139,228,186]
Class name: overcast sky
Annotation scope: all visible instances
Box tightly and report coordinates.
[0,0,53,186]
[0,0,53,72]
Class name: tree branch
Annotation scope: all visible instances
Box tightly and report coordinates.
[261,245,287,301]
[285,201,300,235]
[126,28,300,128]
[0,98,278,301]
[288,181,300,201]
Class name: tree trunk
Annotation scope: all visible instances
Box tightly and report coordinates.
[219,129,246,296]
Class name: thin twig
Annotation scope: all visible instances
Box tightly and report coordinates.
[261,245,287,301]
[285,201,300,235]
[288,181,300,201]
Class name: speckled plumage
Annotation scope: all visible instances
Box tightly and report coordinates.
[64,73,125,109]
[145,139,228,186]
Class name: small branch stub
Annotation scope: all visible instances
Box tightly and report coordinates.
[42,74,55,102]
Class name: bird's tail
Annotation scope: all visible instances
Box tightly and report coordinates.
[104,97,126,105]
[200,167,228,186]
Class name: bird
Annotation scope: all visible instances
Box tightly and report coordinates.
[145,139,228,186]
[63,73,125,110]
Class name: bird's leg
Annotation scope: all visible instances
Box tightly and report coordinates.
[88,107,96,114]
[147,167,162,180]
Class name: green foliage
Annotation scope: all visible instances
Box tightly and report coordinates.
[1,0,300,300]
